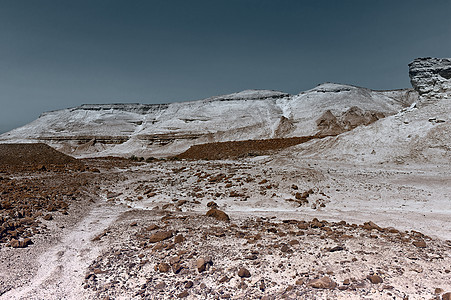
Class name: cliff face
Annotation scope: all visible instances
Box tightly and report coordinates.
[409,57,451,98]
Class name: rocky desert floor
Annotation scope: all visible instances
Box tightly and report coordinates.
[1,150,450,299]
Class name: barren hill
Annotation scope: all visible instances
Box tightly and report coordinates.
[0,85,415,158]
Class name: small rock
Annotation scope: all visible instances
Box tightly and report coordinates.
[184,281,194,288]
[174,234,185,244]
[146,224,160,231]
[155,281,166,290]
[308,276,337,289]
[158,262,170,273]
[297,222,308,230]
[43,214,53,221]
[177,291,189,298]
[442,292,451,300]
[206,208,230,222]
[412,240,427,248]
[435,288,444,294]
[207,201,218,208]
[172,263,182,274]
[367,275,383,284]
[196,257,212,272]
[238,267,251,278]
[149,230,173,243]
[280,244,291,253]
[362,221,383,232]
[295,278,304,285]
[329,246,344,252]
[10,238,32,248]
[219,276,229,283]
[9,239,20,248]
[130,221,138,226]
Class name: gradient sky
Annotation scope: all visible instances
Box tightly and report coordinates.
[1,0,450,133]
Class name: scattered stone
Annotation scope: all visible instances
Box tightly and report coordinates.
[435,288,444,294]
[442,292,451,300]
[280,244,291,253]
[367,275,383,284]
[10,238,32,248]
[206,208,230,222]
[238,267,251,278]
[130,221,138,226]
[172,263,182,274]
[412,240,427,248]
[149,230,173,243]
[329,246,344,252]
[43,214,53,221]
[207,201,218,208]
[185,281,194,288]
[196,257,212,272]
[177,290,189,298]
[297,222,308,230]
[146,224,160,231]
[308,276,337,289]
[174,234,185,244]
[259,280,266,291]
[155,281,166,290]
[363,221,383,232]
[157,262,170,273]
[9,239,20,248]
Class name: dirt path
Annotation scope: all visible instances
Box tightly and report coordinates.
[1,202,126,300]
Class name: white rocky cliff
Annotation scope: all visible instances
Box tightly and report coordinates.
[0,84,415,158]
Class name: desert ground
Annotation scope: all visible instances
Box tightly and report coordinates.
[0,144,450,299]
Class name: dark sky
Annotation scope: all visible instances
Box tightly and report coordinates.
[1,0,450,133]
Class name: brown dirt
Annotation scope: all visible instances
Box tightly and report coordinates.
[0,143,84,172]
[0,146,129,249]
[175,135,329,160]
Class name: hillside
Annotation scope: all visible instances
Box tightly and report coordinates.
[0,85,415,158]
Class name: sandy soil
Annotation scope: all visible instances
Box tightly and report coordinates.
[1,156,450,299]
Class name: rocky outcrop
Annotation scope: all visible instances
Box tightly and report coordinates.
[409,57,451,98]
[316,107,385,135]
